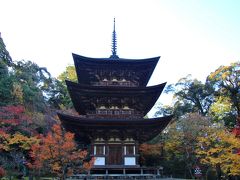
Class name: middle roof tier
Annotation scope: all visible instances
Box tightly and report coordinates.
[66,80,166,118]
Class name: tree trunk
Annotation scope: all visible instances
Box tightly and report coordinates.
[216,164,222,180]
[205,167,210,180]
[187,165,194,179]
[28,174,33,180]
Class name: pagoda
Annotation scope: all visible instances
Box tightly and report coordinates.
[58,19,172,176]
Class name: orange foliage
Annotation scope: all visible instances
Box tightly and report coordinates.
[29,124,93,178]
[83,157,95,170]
[0,129,10,151]
[232,117,240,137]
[0,166,5,178]
[139,143,163,166]
[139,143,163,156]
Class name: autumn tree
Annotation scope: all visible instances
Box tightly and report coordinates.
[160,113,211,178]
[29,124,93,179]
[0,105,39,177]
[58,65,77,82]
[207,62,240,127]
[139,143,163,167]
[0,166,5,178]
[208,96,235,127]
[0,105,35,136]
[196,126,240,179]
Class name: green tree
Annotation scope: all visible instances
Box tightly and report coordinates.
[154,103,173,117]
[166,75,214,117]
[13,60,53,112]
[48,65,77,109]
[0,34,56,110]
[0,73,15,106]
[0,33,12,66]
[0,33,15,106]
[48,79,73,109]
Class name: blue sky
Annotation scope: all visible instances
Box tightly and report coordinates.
[1,0,240,108]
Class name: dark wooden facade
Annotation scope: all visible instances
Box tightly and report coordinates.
[58,53,172,173]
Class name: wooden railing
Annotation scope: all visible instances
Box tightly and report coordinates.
[92,81,138,87]
[96,109,134,115]
[87,109,142,119]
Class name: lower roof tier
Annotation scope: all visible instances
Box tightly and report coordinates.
[58,112,173,143]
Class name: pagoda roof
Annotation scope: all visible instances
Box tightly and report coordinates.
[72,53,160,86]
[58,112,173,143]
[66,80,166,116]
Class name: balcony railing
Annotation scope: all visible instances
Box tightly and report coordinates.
[87,109,142,119]
[96,109,133,115]
[92,81,138,87]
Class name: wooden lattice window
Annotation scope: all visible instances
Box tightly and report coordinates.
[95,145,105,155]
[125,145,135,155]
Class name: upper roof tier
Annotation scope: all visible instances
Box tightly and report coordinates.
[72,53,160,87]
[66,80,166,117]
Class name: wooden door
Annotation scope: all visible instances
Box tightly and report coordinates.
[108,145,122,165]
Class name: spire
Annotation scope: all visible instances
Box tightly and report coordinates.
[110,18,119,59]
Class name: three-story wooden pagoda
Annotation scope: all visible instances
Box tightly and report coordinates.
[58,19,172,176]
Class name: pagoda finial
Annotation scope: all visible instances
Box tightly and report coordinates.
[110,18,119,59]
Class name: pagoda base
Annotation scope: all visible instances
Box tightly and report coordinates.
[69,166,163,179]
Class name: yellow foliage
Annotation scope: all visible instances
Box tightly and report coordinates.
[0,131,39,151]
[196,127,240,176]
[12,82,24,104]
[58,65,77,82]
[8,133,39,150]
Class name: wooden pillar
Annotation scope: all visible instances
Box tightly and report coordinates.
[121,139,124,165]
[135,141,139,165]
[104,138,108,166]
